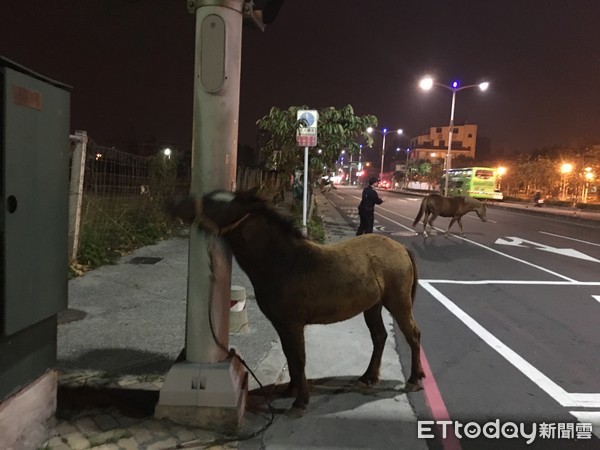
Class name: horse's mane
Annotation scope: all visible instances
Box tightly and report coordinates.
[240,191,306,240]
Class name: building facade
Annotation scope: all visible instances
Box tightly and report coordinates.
[409,124,478,161]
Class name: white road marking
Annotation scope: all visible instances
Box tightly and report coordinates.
[495,237,600,263]
[423,280,600,286]
[420,280,600,409]
[569,411,600,439]
[375,210,415,232]
[456,236,578,282]
[540,231,600,247]
[593,295,600,304]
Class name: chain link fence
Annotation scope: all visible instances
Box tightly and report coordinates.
[70,137,287,272]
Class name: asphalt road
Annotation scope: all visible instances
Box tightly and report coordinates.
[323,186,600,450]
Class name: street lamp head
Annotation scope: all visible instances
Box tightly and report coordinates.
[397,128,403,135]
[452,81,459,88]
[561,163,573,174]
[419,77,434,91]
[479,82,490,91]
[367,126,374,134]
[382,128,388,133]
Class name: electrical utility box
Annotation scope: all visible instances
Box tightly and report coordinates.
[0,57,70,400]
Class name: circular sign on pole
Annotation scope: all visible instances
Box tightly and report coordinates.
[298,111,317,127]
[296,110,318,147]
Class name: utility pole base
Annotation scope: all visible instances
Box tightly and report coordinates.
[155,357,247,433]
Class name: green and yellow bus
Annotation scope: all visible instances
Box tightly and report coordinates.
[442,167,501,200]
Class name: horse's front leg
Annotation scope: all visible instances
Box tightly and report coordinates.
[275,322,309,417]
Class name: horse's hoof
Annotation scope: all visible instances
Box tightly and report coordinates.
[404,382,422,392]
[284,406,305,418]
[358,375,379,386]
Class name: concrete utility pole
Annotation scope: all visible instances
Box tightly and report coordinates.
[156,0,246,432]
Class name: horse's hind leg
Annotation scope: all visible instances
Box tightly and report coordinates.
[446,217,457,235]
[426,213,438,236]
[359,303,387,385]
[385,301,425,391]
[422,212,431,236]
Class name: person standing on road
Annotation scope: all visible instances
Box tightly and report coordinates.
[356,176,383,235]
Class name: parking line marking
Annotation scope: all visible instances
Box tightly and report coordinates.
[420,280,600,408]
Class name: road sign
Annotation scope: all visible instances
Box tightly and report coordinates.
[296,110,318,147]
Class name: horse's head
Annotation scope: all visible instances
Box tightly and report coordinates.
[462,196,487,222]
[166,189,266,235]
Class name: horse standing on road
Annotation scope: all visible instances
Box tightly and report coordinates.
[167,189,424,417]
[412,193,487,236]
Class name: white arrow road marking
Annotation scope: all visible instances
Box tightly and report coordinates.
[593,295,600,304]
[495,236,600,263]
[495,237,528,247]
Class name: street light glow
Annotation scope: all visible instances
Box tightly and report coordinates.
[419,77,433,90]
[479,82,490,91]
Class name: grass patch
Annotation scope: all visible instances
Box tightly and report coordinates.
[75,195,176,270]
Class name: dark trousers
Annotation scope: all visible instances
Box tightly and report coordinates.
[356,207,375,235]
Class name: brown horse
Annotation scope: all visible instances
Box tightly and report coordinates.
[412,193,487,236]
[167,190,424,417]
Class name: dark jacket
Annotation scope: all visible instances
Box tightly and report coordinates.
[358,185,383,211]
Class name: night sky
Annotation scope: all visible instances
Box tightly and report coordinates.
[2,0,599,155]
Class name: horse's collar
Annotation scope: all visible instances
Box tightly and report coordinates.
[194,198,252,236]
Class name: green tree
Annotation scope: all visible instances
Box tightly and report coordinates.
[256,105,377,183]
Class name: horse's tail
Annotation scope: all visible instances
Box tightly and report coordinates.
[407,249,419,304]
[412,197,426,227]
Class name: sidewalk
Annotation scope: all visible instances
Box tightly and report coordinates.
[43,192,427,450]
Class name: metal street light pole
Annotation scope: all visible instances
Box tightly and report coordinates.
[445,89,457,196]
[367,127,403,183]
[380,132,387,182]
[405,148,410,188]
[419,77,489,196]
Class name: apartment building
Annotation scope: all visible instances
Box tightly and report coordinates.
[409,123,478,161]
